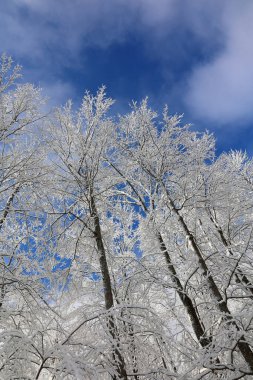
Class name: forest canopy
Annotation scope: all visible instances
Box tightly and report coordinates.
[1,55,253,380]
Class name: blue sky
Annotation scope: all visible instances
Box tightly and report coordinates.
[1,0,253,154]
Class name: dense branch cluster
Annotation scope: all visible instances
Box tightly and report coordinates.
[0,56,253,379]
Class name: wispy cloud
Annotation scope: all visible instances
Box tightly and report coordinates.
[1,0,137,65]
[1,1,223,67]
[1,0,252,131]
[185,1,253,125]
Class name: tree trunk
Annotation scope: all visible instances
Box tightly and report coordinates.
[157,232,211,348]
[90,194,128,380]
[208,213,253,297]
[0,185,20,231]
[162,185,253,372]
[0,185,20,309]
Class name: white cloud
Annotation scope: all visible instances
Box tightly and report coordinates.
[1,0,137,63]
[40,80,76,110]
[0,0,222,66]
[0,0,182,107]
[185,1,253,125]
[2,0,252,127]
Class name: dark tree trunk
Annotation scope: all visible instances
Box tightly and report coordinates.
[163,192,253,372]
[157,232,211,348]
[0,185,20,309]
[90,195,128,380]
[156,178,253,371]
[0,185,20,231]
[208,213,253,297]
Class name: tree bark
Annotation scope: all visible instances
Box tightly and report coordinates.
[0,185,20,231]
[157,232,211,348]
[0,185,20,309]
[90,194,128,380]
[162,189,253,372]
[208,213,253,297]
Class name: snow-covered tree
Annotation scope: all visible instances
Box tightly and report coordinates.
[1,56,253,379]
[0,55,60,379]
